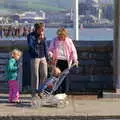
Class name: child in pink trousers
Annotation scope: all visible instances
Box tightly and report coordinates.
[6,49,22,103]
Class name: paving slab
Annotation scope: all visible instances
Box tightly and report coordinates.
[0,94,120,120]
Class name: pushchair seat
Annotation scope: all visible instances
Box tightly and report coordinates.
[31,64,77,108]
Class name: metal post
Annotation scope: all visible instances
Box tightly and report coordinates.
[114,0,120,92]
[73,0,79,41]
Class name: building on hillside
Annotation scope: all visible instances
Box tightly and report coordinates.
[79,0,113,4]
[46,10,72,24]
[11,11,46,23]
[79,0,99,16]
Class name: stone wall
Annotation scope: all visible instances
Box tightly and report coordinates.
[0,40,113,93]
[66,41,113,94]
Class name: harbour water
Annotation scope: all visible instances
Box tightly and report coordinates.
[0,27,113,41]
[45,28,113,41]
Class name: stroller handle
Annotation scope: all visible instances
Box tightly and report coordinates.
[69,63,78,69]
[60,64,78,76]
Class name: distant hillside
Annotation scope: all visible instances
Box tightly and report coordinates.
[0,0,73,14]
[0,0,114,15]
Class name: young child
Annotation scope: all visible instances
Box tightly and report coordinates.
[38,66,61,94]
[6,49,22,103]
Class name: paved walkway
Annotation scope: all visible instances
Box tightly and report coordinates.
[0,94,120,119]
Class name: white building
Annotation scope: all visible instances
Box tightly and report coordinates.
[79,0,113,4]
[20,11,46,21]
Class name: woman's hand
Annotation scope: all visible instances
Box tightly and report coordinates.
[73,60,79,67]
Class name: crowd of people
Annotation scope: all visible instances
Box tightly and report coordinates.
[5,22,78,103]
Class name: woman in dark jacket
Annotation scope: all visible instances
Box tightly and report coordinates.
[27,23,48,98]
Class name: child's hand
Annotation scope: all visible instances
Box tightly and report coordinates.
[18,62,22,69]
[47,60,56,66]
[47,83,53,89]
[48,52,53,58]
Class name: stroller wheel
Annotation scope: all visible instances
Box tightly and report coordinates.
[57,100,66,108]
[31,97,42,108]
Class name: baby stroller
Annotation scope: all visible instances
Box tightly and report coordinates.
[31,64,77,108]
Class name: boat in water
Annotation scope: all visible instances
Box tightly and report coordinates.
[80,24,84,30]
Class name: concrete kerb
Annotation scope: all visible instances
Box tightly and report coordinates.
[0,94,120,119]
[0,116,120,120]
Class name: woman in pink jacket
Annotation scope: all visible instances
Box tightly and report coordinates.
[49,27,78,71]
[48,27,78,92]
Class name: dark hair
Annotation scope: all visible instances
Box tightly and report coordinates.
[34,23,45,30]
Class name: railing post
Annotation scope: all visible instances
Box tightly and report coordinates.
[73,0,79,41]
[114,0,120,92]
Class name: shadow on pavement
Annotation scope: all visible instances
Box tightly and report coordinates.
[6,102,31,108]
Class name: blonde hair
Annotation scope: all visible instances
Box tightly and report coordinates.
[11,49,22,58]
[52,67,61,77]
[57,27,68,37]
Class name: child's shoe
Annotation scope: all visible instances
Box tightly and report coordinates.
[15,100,22,104]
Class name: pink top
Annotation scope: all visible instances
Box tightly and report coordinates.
[48,37,78,66]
